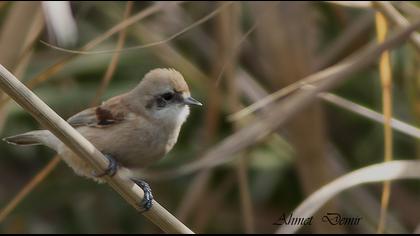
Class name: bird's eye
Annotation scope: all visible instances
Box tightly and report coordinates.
[161,92,174,101]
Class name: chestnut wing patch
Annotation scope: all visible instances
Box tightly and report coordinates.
[95,107,124,126]
[67,94,130,128]
[67,106,126,128]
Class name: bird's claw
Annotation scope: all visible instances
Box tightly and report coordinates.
[131,178,154,212]
[93,154,118,177]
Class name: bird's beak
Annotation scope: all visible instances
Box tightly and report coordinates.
[184,96,202,106]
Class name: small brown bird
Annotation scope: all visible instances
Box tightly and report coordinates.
[3,68,202,210]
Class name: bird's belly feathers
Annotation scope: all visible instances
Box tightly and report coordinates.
[79,120,180,168]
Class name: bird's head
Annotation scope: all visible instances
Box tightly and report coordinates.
[130,68,202,125]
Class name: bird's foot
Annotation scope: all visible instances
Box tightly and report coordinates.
[93,154,118,177]
[131,178,154,213]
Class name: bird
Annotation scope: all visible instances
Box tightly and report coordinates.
[3,68,202,211]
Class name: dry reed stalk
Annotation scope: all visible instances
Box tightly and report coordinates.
[375,11,394,234]
[319,92,420,139]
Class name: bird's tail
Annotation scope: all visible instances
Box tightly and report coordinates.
[3,130,58,149]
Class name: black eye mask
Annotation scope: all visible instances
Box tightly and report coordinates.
[161,92,174,101]
[155,91,184,108]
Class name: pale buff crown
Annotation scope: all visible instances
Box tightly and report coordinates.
[138,68,190,96]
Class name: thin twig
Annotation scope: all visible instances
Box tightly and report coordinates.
[40,2,233,55]
[75,1,184,52]
[0,65,193,234]
[319,92,420,139]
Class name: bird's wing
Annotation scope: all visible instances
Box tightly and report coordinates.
[67,95,131,128]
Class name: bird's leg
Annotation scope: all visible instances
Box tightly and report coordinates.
[130,178,154,212]
[93,154,119,177]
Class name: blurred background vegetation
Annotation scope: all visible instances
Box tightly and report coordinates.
[0,1,419,234]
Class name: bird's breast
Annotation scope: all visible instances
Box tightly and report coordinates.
[76,116,183,169]
[119,120,182,168]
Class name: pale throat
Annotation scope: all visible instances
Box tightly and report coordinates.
[156,105,190,128]
[173,105,190,126]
